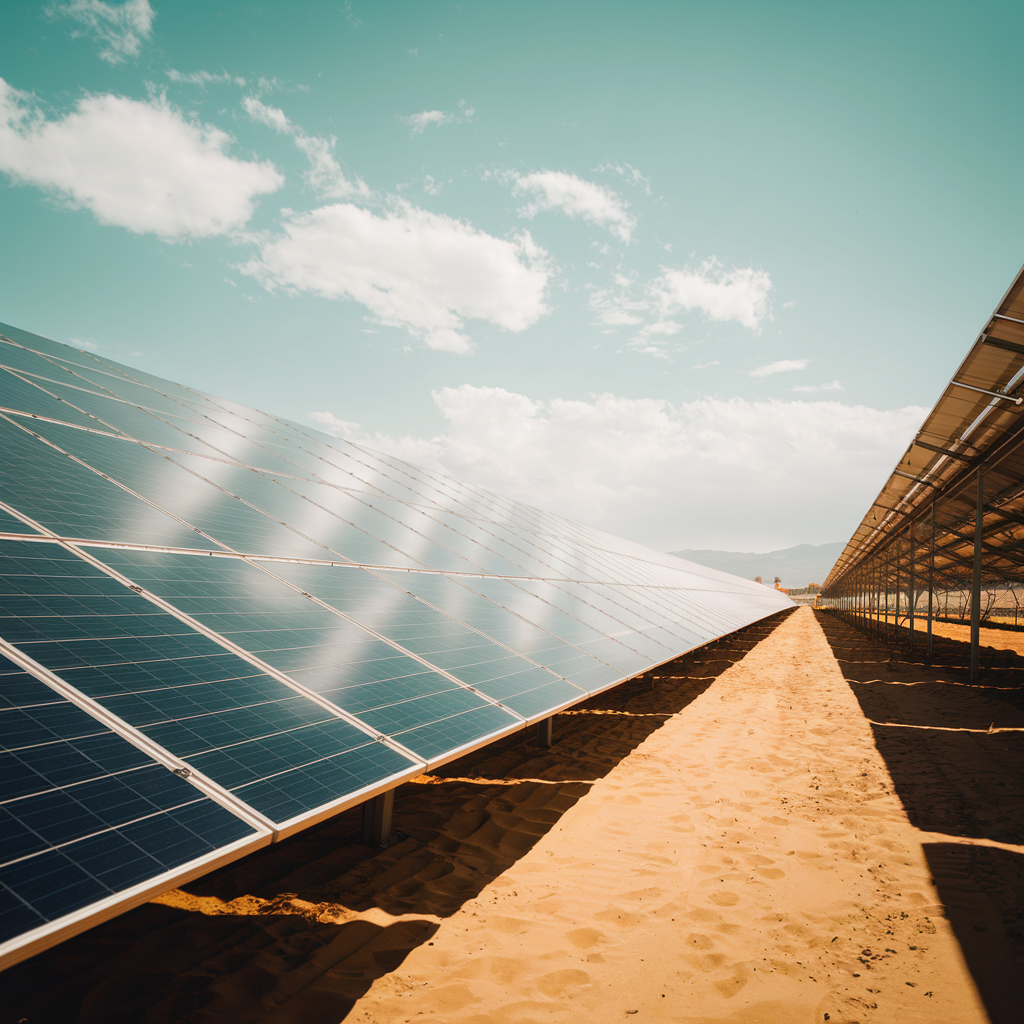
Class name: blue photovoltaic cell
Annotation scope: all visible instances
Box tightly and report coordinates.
[0,654,260,945]
[0,506,38,536]
[19,421,333,560]
[380,570,625,691]
[0,540,419,823]
[0,335,96,384]
[0,322,795,964]
[90,548,524,758]
[0,368,117,433]
[269,561,588,716]
[0,416,207,549]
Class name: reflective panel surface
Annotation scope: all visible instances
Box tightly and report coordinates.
[0,654,261,946]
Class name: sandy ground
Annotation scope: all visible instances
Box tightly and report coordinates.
[929,619,1024,657]
[3,607,1022,1024]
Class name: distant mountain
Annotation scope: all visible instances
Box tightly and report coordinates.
[669,542,845,589]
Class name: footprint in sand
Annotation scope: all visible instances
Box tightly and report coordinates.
[713,975,748,997]
[565,927,604,949]
[535,969,590,997]
[710,891,740,906]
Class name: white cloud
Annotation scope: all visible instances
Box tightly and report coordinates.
[46,0,154,64]
[242,96,369,200]
[590,257,774,345]
[398,100,475,135]
[402,110,446,133]
[628,320,682,359]
[510,170,636,242]
[242,96,290,133]
[790,380,844,393]
[0,80,283,238]
[588,286,645,327]
[68,336,100,351]
[692,360,720,369]
[748,359,810,378]
[167,70,247,88]
[240,201,551,354]
[307,411,360,437]
[596,162,652,195]
[653,258,772,331]
[316,385,927,550]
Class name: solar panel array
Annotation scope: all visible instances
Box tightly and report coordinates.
[0,322,791,967]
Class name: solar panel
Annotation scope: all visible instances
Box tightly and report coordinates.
[0,540,423,826]
[0,322,792,967]
[0,653,268,970]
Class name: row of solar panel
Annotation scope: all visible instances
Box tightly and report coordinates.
[0,404,771,638]
[0,324,791,968]
[0,323,760,594]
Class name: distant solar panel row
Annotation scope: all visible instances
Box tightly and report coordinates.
[0,322,792,967]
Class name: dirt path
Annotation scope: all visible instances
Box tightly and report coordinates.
[350,607,1001,1024]
[6,607,1021,1024]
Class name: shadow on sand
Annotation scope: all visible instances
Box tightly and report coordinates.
[816,610,1024,1024]
[1,610,793,1024]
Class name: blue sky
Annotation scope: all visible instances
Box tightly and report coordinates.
[1,0,1022,552]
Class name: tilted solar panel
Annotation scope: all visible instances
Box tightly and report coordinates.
[0,653,268,969]
[0,322,793,967]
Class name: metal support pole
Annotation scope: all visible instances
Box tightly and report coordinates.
[970,471,984,683]
[884,547,891,642]
[927,500,935,664]
[908,526,916,651]
[873,555,878,638]
[361,789,395,847]
[895,537,902,645]
[536,716,553,747]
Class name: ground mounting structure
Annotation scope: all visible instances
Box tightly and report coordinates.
[0,323,792,969]
[820,263,1024,676]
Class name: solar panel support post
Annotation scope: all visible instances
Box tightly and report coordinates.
[536,716,553,748]
[884,547,890,643]
[876,553,882,639]
[869,557,875,636]
[895,537,901,647]
[927,500,935,665]
[970,470,984,683]
[908,525,915,651]
[361,789,395,847]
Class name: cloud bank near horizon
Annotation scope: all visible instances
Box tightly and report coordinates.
[309,387,926,552]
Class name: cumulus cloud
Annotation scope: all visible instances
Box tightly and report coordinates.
[46,0,154,64]
[510,170,636,242]
[398,100,475,135]
[307,410,360,437]
[167,69,247,88]
[653,258,772,331]
[748,359,810,378]
[243,96,369,200]
[314,385,927,551]
[240,201,550,354]
[0,80,283,238]
[590,257,774,347]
